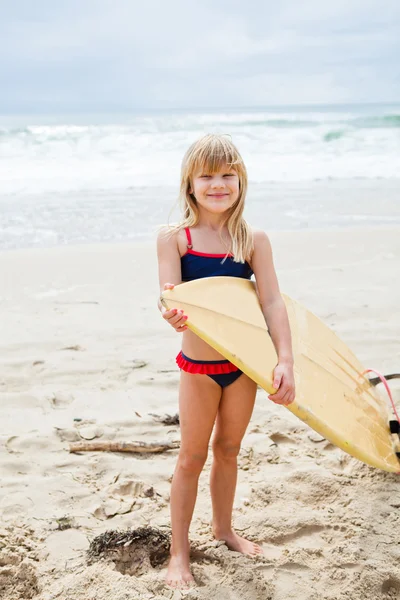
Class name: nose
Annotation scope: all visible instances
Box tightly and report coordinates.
[210,176,225,189]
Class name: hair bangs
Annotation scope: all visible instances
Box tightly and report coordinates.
[189,135,243,177]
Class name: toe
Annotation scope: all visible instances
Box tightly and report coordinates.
[249,543,262,556]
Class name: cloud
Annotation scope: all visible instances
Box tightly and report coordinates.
[0,0,399,112]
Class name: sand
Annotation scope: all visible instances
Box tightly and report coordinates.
[1,227,400,600]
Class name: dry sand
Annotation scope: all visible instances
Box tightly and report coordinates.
[1,227,400,600]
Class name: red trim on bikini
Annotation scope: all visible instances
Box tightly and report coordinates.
[176,351,238,375]
[183,228,233,258]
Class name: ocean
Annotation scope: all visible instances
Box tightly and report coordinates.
[1,104,399,250]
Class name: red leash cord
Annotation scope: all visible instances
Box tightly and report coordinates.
[363,368,400,424]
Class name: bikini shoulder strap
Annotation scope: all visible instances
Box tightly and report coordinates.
[184,227,193,249]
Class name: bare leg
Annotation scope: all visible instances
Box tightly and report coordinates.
[210,374,263,556]
[166,371,221,588]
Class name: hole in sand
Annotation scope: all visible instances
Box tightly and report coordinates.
[87,527,170,576]
[382,577,400,594]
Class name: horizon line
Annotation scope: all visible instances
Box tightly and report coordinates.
[0,100,399,117]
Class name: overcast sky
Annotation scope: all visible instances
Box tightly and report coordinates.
[1,0,399,113]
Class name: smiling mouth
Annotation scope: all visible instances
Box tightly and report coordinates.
[208,193,228,197]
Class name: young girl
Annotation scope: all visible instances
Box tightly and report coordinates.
[157,134,295,589]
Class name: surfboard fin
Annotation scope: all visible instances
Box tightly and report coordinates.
[389,422,400,459]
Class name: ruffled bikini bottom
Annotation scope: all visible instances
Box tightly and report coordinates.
[176,351,243,388]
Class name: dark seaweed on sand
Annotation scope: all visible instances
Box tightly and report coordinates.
[87,526,171,568]
[149,412,180,426]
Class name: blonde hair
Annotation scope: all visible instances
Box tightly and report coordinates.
[169,134,253,263]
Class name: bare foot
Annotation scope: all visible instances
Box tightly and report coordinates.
[165,554,195,589]
[213,529,264,556]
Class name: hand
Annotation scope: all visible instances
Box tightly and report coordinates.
[268,362,295,406]
[161,283,188,333]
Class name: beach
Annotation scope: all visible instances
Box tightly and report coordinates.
[1,219,400,600]
[2,0,400,593]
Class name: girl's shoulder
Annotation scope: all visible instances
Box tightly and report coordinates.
[157,225,188,258]
[251,228,269,240]
[249,228,271,255]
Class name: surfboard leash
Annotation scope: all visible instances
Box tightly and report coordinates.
[364,369,400,460]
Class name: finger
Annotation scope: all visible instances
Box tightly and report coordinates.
[280,383,295,399]
[169,313,188,327]
[280,390,293,406]
[269,382,287,402]
[270,393,290,406]
[162,308,178,320]
[269,384,290,404]
[163,283,175,290]
[286,393,295,405]
[174,317,188,328]
[269,393,285,404]
[273,373,283,390]
[169,316,188,330]
[285,386,295,403]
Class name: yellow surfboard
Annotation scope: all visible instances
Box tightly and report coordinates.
[161,277,400,473]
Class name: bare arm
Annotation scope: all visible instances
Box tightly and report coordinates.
[251,230,295,404]
[156,227,188,332]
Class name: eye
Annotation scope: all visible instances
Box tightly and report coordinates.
[200,175,211,178]
[224,173,235,177]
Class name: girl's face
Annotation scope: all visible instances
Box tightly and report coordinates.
[190,163,240,215]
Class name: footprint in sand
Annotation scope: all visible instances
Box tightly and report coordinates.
[284,470,342,508]
[269,433,298,446]
[47,391,74,408]
[6,433,60,454]
[272,524,327,550]
[273,568,310,600]
[0,492,34,522]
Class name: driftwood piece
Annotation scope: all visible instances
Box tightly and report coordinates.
[69,440,180,454]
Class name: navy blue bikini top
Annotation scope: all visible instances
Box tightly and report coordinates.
[181,228,253,282]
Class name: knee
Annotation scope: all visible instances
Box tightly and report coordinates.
[177,449,208,476]
[212,437,241,462]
